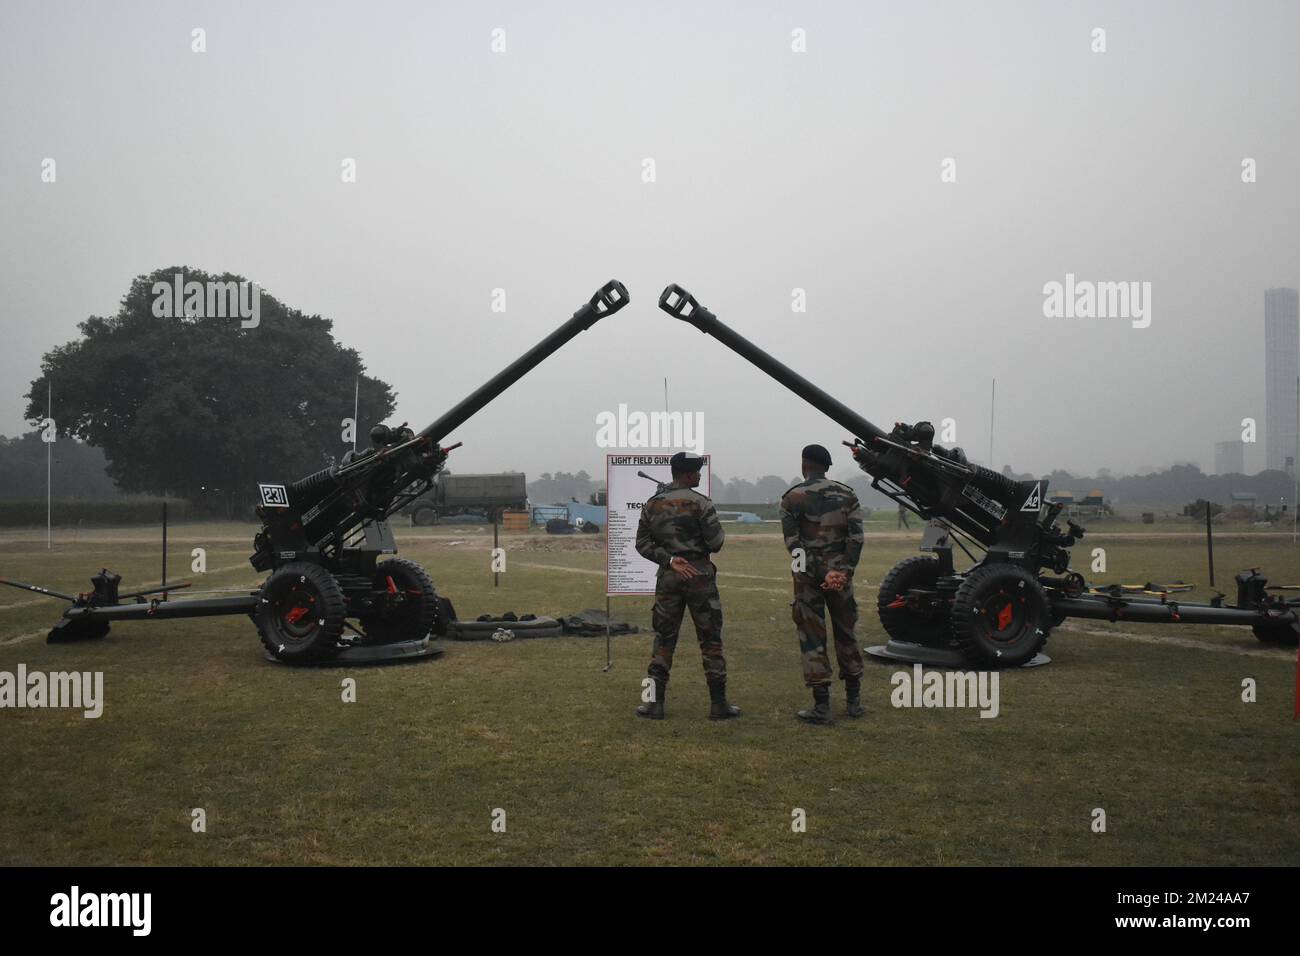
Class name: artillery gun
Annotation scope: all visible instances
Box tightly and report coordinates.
[657,283,1300,667]
[637,470,671,495]
[3,281,629,664]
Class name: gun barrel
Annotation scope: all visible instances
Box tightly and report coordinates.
[657,284,885,444]
[419,280,629,443]
[0,576,76,602]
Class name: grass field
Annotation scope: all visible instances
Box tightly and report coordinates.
[1,520,1297,866]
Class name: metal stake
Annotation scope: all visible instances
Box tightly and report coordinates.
[162,502,169,599]
[1206,502,1215,588]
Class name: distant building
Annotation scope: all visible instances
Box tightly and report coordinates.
[1264,288,1300,472]
[1215,440,1245,476]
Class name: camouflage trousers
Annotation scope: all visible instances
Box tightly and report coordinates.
[791,570,863,687]
[647,560,726,686]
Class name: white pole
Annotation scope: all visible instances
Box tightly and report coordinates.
[353,377,360,453]
[46,380,52,550]
[988,378,996,470]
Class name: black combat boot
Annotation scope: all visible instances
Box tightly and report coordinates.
[796,685,833,725]
[636,679,666,720]
[708,681,741,720]
[845,674,865,718]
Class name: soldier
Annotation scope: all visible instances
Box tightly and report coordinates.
[780,444,866,724]
[634,452,740,721]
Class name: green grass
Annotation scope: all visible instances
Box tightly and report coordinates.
[0,521,1296,865]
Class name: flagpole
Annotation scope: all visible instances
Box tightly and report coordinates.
[353,377,360,453]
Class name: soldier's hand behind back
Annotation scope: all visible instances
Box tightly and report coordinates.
[670,556,701,579]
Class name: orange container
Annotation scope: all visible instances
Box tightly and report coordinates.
[500,509,530,532]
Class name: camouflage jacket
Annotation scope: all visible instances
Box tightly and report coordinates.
[780,476,864,573]
[635,482,725,567]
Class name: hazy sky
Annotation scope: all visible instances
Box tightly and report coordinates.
[2,0,1297,485]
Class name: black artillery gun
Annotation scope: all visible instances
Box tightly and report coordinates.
[2,281,629,665]
[636,470,671,495]
[657,283,1300,669]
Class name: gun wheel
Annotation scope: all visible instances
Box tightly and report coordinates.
[877,555,952,646]
[359,558,439,645]
[255,562,347,664]
[411,506,439,527]
[951,564,1051,668]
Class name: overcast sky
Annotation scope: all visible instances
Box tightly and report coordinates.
[2,0,1297,485]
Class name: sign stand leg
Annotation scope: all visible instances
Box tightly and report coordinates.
[602,595,613,672]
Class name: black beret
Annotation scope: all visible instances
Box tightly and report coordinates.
[670,451,705,471]
[801,444,832,468]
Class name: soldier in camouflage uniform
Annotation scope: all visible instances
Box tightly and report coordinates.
[634,452,740,721]
[780,444,866,724]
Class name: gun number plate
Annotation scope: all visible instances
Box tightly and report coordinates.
[259,483,290,508]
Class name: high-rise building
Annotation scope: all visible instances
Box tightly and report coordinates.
[1215,439,1245,475]
[1264,287,1300,473]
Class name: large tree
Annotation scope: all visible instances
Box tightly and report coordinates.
[25,267,396,513]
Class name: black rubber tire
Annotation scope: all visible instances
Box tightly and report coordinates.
[951,564,1051,668]
[877,555,951,645]
[412,506,439,527]
[360,558,439,645]
[255,562,347,664]
[1252,621,1300,647]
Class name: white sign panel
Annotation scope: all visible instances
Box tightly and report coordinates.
[606,454,712,596]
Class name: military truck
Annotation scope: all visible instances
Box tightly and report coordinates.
[408,472,528,526]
